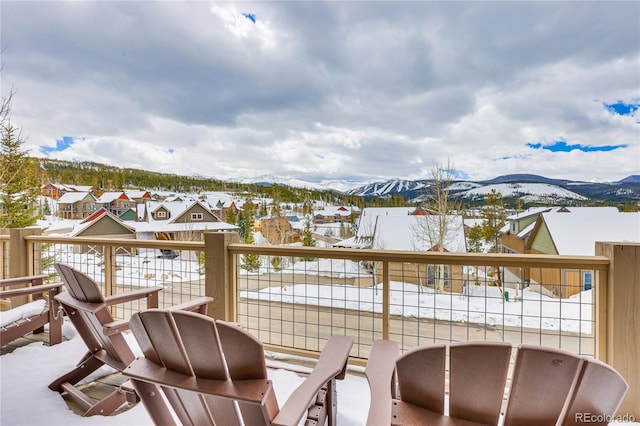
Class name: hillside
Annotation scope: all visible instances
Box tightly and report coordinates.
[38,158,640,206]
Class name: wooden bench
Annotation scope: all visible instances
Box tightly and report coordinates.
[0,275,63,347]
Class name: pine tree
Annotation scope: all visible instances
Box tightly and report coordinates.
[467,224,484,253]
[240,231,261,272]
[1,94,41,228]
[481,189,507,253]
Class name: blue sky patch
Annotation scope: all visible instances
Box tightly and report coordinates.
[604,101,639,116]
[40,136,75,155]
[242,13,256,23]
[167,149,175,154]
[527,140,627,153]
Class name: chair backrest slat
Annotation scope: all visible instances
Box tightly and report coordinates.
[503,345,583,426]
[559,358,629,426]
[55,263,105,303]
[217,321,268,380]
[396,343,445,413]
[449,341,512,425]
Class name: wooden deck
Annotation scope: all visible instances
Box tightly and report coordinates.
[1,331,136,417]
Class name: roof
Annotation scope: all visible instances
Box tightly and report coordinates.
[538,211,640,255]
[356,207,415,239]
[95,192,129,203]
[372,214,467,252]
[57,191,96,203]
[71,208,136,236]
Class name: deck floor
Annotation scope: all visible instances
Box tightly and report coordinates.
[1,331,136,417]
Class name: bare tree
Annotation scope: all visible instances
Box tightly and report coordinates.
[412,158,462,292]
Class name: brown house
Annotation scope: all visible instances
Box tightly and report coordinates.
[56,192,98,220]
[259,216,301,245]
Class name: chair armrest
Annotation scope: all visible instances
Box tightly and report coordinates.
[272,335,353,426]
[0,282,63,299]
[166,296,213,314]
[103,318,131,336]
[104,287,162,306]
[365,339,399,426]
[0,275,47,289]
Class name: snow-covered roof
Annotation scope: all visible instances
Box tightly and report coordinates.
[95,192,128,204]
[540,211,640,255]
[372,215,467,253]
[314,206,356,217]
[507,207,554,220]
[57,191,96,203]
[131,221,237,233]
[124,190,150,199]
[356,207,415,239]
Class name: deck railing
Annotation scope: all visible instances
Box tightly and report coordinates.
[1,229,637,416]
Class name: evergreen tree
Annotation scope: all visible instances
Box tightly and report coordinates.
[1,94,41,228]
[301,218,316,261]
[240,231,261,272]
[481,189,507,253]
[466,224,484,253]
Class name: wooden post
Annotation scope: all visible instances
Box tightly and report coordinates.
[595,242,639,417]
[204,232,240,321]
[8,228,42,306]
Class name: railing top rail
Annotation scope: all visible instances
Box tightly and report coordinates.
[228,243,610,271]
[24,235,205,250]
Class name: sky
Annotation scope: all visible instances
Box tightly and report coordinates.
[1,1,639,185]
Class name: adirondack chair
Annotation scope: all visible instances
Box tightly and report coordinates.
[0,275,63,347]
[366,340,512,425]
[49,262,212,417]
[366,341,629,426]
[123,308,354,426]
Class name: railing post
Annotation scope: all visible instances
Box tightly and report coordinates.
[382,260,390,340]
[204,232,240,321]
[103,245,115,298]
[595,242,639,418]
[7,228,42,306]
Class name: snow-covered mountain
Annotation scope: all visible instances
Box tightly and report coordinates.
[343,174,640,203]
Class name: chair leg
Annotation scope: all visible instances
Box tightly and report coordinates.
[82,387,129,416]
[48,354,104,391]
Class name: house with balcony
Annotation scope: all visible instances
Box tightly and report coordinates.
[313,205,359,224]
[135,199,237,241]
[56,191,98,220]
[95,192,135,217]
[257,216,302,245]
[42,183,94,200]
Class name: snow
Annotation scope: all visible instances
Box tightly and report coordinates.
[0,322,369,425]
[459,183,587,200]
[542,211,640,255]
[241,280,595,334]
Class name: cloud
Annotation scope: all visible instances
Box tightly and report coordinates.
[2,1,639,184]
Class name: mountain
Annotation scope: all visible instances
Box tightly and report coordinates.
[345,174,640,204]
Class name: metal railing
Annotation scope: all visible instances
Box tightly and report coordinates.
[226,243,608,361]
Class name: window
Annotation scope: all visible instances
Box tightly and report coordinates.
[156,210,167,219]
[583,271,593,291]
[426,264,451,289]
[191,213,204,221]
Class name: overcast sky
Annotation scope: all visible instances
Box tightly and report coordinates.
[1,1,638,185]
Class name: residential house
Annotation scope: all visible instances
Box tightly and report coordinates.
[95,192,135,217]
[371,214,468,292]
[124,190,152,204]
[336,207,415,249]
[42,183,93,200]
[135,199,237,241]
[313,206,359,224]
[56,192,98,220]
[524,209,640,298]
[258,216,302,245]
[70,208,136,254]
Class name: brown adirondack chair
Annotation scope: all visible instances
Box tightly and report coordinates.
[123,308,354,426]
[49,262,212,417]
[366,340,512,426]
[366,341,628,426]
[0,274,63,347]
